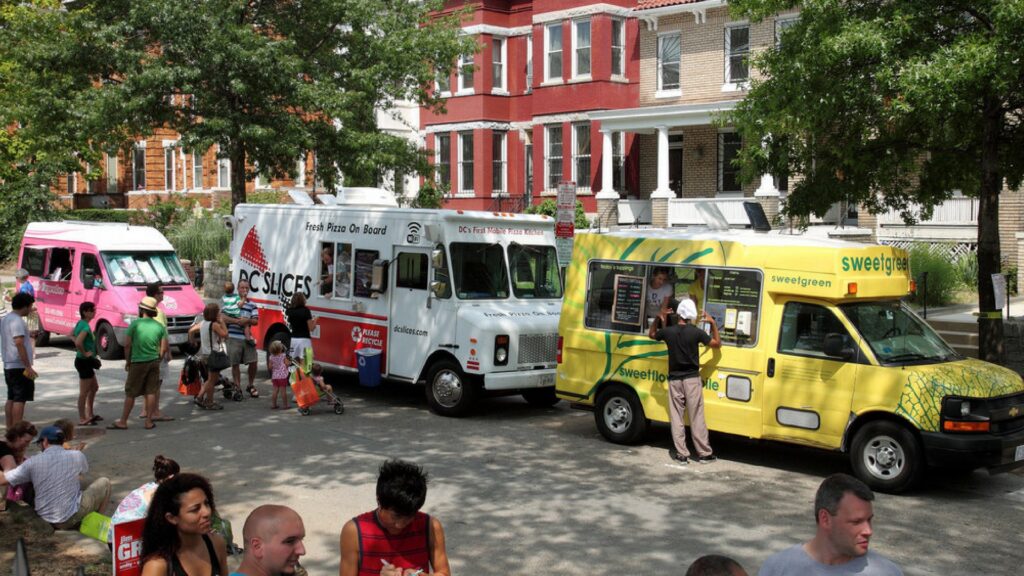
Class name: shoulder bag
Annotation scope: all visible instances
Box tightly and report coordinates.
[206,323,230,373]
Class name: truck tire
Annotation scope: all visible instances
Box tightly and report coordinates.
[522,387,560,407]
[96,322,124,360]
[425,360,477,417]
[264,330,290,357]
[594,384,647,444]
[850,420,923,494]
[34,329,50,347]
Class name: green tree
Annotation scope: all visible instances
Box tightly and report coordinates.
[1,0,476,208]
[729,0,1024,362]
[525,199,591,230]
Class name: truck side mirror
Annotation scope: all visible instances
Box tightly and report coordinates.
[371,259,389,293]
[431,249,444,269]
[430,281,447,298]
[823,333,855,361]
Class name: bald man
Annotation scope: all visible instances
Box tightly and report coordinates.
[231,505,307,576]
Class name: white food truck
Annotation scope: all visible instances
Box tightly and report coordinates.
[229,190,562,416]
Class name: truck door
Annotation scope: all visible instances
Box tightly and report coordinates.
[69,252,104,322]
[388,247,434,379]
[762,299,860,449]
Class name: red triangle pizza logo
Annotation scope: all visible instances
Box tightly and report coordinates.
[239,227,269,272]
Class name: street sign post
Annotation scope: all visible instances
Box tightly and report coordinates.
[556,181,576,267]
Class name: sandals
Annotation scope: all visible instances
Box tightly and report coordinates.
[106,422,128,430]
[199,401,224,411]
[144,422,156,430]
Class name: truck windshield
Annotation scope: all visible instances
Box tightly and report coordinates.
[450,242,509,299]
[840,301,957,365]
[101,252,189,286]
[508,243,563,299]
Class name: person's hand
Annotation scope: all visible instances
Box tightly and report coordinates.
[24,367,37,380]
[703,311,715,323]
[124,362,131,372]
[379,562,403,576]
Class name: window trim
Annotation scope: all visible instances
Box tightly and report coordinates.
[217,157,231,190]
[656,32,682,98]
[491,131,507,196]
[723,23,751,91]
[457,53,475,95]
[544,22,564,84]
[457,131,474,196]
[491,37,507,94]
[105,153,118,194]
[610,18,626,80]
[571,18,592,81]
[571,123,591,192]
[163,146,177,191]
[192,151,203,190]
[544,124,563,192]
[525,33,533,94]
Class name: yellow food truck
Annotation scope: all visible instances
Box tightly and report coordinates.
[556,229,1024,492]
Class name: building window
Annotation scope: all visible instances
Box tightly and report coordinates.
[437,67,451,95]
[458,132,474,194]
[193,152,203,189]
[525,34,533,93]
[217,158,231,189]
[611,19,625,77]
[492,38,506,92]
[132,145,146,191]
[572,123,591,190]
[492,132,506,194]
[435,134,451,188]
[67,173,77,195]
[725,25,750,84]
[164,147,176,191]
[573,19,591,78]
[657,33,681,93]
[775,16,798,46]
[105,153,118,193]
[458,53,474,92]
[545,23,563,82]
[718,131,742,194]
[612,132,626,192]
[545,125,563,190]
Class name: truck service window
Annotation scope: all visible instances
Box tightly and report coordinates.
[508,243,563,299]
[47,248,74,281]
[102,252,188,285]
[584,261,649,332]
[703,268,762,347]
[319,242,352,298]
[450,243,509,299]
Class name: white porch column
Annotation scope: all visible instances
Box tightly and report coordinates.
[599,129,616,196]
[652,125,673,198]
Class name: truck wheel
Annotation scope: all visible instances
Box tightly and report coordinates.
[522,387,560,407]
[265,330,290,356]
[96,323,124,360]
[425,360,477,417]
[34,329,50,347]
[594,384,647,444]
[850,420,923,494]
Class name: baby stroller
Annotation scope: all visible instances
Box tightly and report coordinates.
[289,359,344,416]
[220,373,259,402]
[178,354,206,401]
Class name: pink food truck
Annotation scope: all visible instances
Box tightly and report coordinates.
[18,221,206,358]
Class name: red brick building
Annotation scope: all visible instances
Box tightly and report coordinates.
[423,0,641,214]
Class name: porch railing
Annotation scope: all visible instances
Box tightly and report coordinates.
[667,197,750,226]
[490,195,530,214]
[617,199,652,225]
[876,197,979,226]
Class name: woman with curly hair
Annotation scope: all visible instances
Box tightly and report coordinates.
[140,473,227,576]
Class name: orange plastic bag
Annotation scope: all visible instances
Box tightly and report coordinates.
[290,367,320,409]
[178,373,201,396]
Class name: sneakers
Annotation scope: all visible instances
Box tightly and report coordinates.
[695,454,718,464]
[669,450,689,465]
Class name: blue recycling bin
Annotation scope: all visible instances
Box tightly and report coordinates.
[356,348,382,387]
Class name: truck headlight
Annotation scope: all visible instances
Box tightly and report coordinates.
[494,335,509,366]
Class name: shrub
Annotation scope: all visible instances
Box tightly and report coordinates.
[247,190,288,204]
[908,244,960,306]
[952,251,979,288]
[525,199,591,229]
[165,212,231,266]
[65,209,137,223]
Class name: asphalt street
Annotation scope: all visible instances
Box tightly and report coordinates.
[19,338,1024,575]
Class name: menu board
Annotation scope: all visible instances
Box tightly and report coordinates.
[705,269,762,346]
[611,274,645,326]
[353,249,379,298]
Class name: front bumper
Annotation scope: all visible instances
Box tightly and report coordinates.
[483,368,556,391]
[921,427,1024,472]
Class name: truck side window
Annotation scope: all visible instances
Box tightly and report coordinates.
[80,253,102,285]
[21,247,47,277]
[48,248,74,281]
[433,244,452,299]
[704,268,762,347]
[334,243,352,299]
[585,260,648,333]
[396,253,429,289]
[778,302,853,359]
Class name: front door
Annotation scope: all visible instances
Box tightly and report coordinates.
[388,247,434,379]
[762,300,861,449]
[66,252,102,328]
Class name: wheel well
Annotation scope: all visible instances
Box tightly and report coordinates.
[262,323,290,350]
[593,380,636,403]
[418,351,462,384]
[843,411,922,453]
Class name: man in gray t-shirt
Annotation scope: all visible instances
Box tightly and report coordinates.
[757,474,903,576]
[2,293,37,429]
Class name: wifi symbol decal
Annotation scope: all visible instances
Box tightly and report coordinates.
[406,222,422,244]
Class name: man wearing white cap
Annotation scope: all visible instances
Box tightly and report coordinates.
[648,297,721,464]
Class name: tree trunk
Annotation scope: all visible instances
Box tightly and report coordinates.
[977,96,1004,363]
[230,142,247,209]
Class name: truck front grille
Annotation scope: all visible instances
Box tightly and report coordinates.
[518,333,558,365]
[167,315,198,330]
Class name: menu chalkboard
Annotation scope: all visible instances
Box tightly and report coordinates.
[611,274,645,326]
[353,249,379,298]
